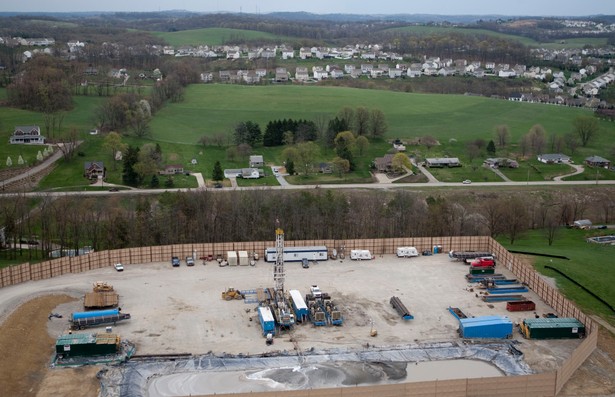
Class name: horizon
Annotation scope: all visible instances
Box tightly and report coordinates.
[1,0,614,17]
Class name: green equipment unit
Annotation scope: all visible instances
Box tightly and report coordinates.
[55,333,120,358]
[520,318,585,339]
[469,266,495,275]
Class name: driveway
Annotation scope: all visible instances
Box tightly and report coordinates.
[554,163,584,181]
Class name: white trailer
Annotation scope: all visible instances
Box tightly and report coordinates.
[396,247,419,258]
[350,249,372,260]
[238,250,249,266]
[227,251,238,266]
[264,246,328,263]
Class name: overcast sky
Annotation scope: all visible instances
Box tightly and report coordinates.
[3,0,614,16]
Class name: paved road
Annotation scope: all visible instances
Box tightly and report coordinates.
[1,178,613,199]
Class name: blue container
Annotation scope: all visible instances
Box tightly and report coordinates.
[433,245,439,254]
[72,309,120,320]
[459,315,513,338]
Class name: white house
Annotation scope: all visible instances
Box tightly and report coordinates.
[10,125,45,144]
[537,154,571,164]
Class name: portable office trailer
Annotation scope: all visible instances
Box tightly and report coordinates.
[396,247,419,258]
[289,289,309,323]
[55,333,120,358]
[520,318,585,339]
[257,306,276,336]
[227,251,238,266]
[264,246,328,263]
[238,250,249,266]
[458,315,513,339]
[350,249,372,260]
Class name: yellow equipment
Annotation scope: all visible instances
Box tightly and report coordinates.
[221,288,243,301]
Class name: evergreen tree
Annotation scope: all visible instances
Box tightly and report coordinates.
[487,140,496,155]
[150,174,160,188]
[286,159,295,175]
[122,145,141,186]
[212,160,224,182]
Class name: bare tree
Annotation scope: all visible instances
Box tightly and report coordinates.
[369,108,388,137]
[354,106,370,136]
[56,128,80,160]
[573,115,599,147]
[495,124,510,147]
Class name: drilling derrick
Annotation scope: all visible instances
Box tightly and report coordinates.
[274,227,285,297]
[270,224,294,328]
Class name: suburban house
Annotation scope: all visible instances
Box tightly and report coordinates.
[10,125,45,144]
[295,67,309,81]
[537,154,571,164]
[241,168,260,179]
[159,164,184,175]
[585,155,611,168]
[484,158,519,168]
[249,155,264,168]
[275,68,289,82]
[83,161,105,180]
[318,162,333,174]
[425,158,461,168]
[373,154,394,172]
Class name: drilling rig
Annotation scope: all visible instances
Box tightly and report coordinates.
[270,223,295,328]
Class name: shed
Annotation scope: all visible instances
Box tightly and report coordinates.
[55,333,120,358]
[249,155,264,168]
[521,318,585,339]
[458,315,513,339]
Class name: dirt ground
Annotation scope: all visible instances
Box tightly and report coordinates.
[0,294,100,397]
[1,255,615,396]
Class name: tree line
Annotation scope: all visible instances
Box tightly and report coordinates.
[2,187,614,260]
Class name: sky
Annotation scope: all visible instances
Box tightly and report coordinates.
[2,0,614,16]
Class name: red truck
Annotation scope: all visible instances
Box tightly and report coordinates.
[470,257,495,267]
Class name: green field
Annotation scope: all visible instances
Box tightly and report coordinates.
[499,228,615,323]
[152,28,287,46]
[386,25,608,49]
[151,84,598,144]
[3,84,615,187]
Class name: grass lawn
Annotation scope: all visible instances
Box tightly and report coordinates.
[563,166,615,182]
[499,160,575,181]
[426,164,501,183]
[151,28,287,47]
[498,228,615,324]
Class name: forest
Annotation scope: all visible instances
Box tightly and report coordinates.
[2,186,613,261]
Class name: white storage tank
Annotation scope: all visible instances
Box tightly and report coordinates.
[238,250,249,266]
[227,251,238,266]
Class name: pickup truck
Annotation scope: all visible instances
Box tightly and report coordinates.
[186,256,195,266]
[470,257,495,267]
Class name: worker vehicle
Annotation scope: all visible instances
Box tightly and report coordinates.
[186,256,195,266]
[470,257,496,267]
[221,287,243,300]
[114,263,124,271]
[171,256,180,267]
[302,258,309,268]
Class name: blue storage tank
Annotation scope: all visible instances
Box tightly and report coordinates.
[459,315,513,339]
[72,309,120,320]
